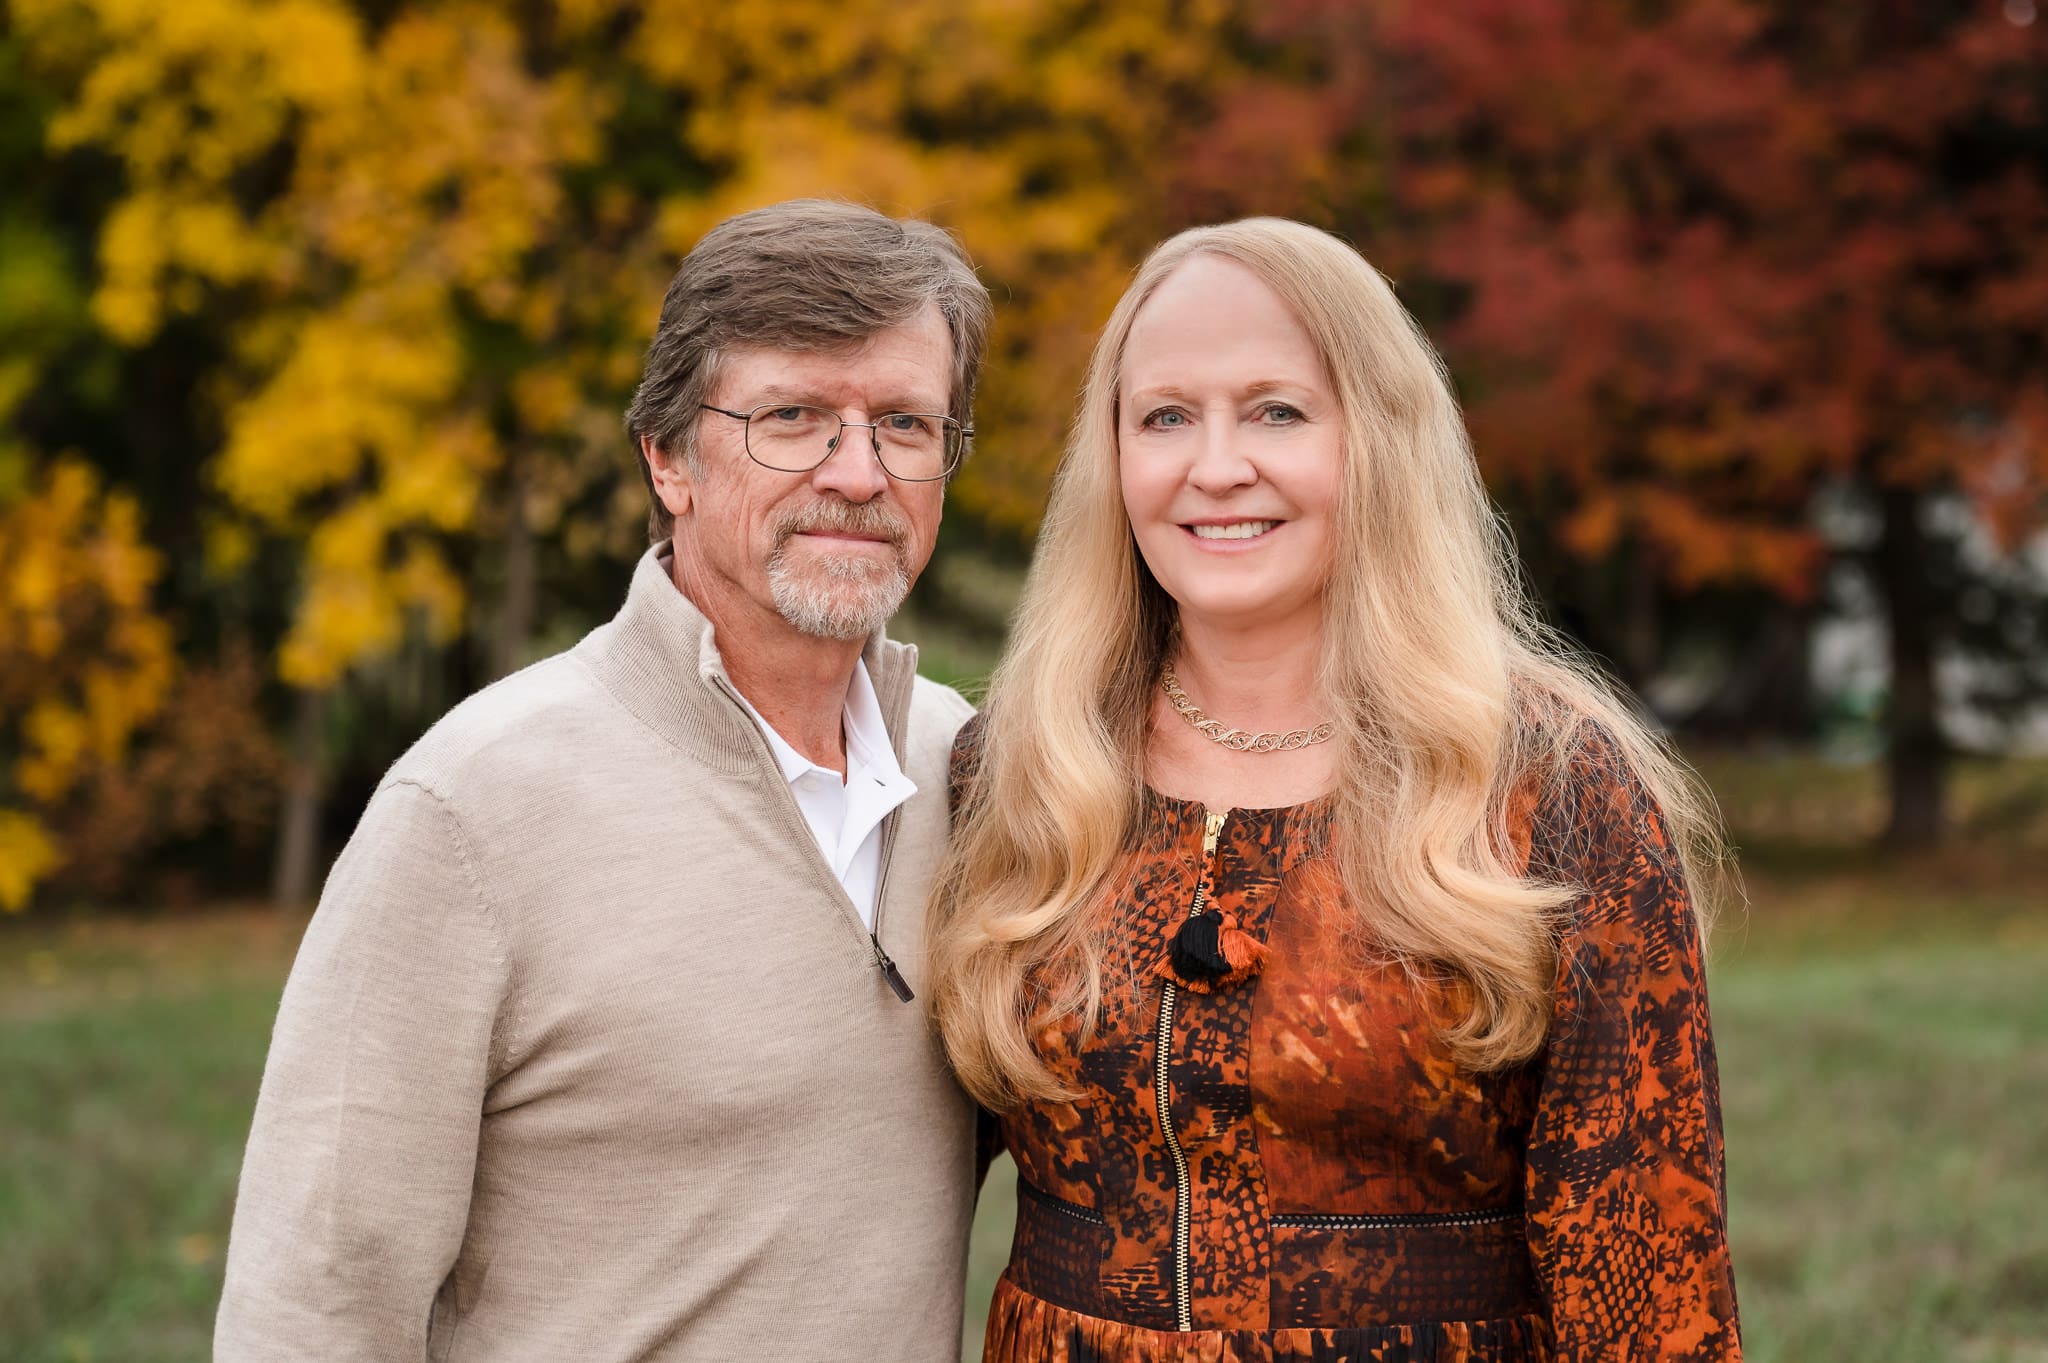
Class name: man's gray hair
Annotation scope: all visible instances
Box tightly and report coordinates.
[624,199,993,540]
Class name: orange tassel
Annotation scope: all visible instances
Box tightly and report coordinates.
[1158,910,1269,992]
[1219,922,1267,973]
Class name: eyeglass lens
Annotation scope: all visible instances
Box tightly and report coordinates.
[746,405,960,480]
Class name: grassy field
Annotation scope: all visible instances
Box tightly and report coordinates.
[4,773,2046,1361]
[1,914,302,1363]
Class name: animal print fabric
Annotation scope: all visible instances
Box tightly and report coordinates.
[954,719,1740,1361]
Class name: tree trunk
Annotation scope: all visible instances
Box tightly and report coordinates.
[492,460,535,681]
[1619,536,1661,696]
[1688,603,1816,741]
[1875,484,1945,848]
[272,686,328,911]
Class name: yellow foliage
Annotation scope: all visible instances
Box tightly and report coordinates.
[202,517,257,578]
[217,293,467,520]
[22,0,365,341]
[0,358,40,424]
[21,0,602,687]
[0,457,175,906]
[630,0,1247,535]
[23,0,1259,696]
[512,368,581,437]
[0,810,60,912]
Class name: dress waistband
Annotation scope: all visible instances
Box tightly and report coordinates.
[1010,1177,1542,1332]
[983,1274,1554,1363]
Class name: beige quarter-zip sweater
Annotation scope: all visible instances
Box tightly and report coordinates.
[215,546,978,1362]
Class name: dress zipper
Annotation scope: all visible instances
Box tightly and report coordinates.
[1270,1206,1522,1230]
[1154,809,1224,1332]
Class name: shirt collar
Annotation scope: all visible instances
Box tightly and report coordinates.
[576,544,921,777]
[732,656,915,797]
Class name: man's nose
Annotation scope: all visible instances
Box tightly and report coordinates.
[813,420,890,502]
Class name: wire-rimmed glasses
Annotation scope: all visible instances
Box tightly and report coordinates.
[699,403,971,482]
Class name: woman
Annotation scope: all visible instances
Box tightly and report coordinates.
[929,219,1741,1361]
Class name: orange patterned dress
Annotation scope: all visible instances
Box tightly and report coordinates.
[965,729,1741,1362]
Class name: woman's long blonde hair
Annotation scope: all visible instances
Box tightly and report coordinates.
[927,218,1728,1109]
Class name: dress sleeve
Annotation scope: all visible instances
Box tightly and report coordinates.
[948,709,988,823]
[1523,748,1742,1360]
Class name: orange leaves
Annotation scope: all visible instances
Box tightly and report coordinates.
[1559,486,1824,598]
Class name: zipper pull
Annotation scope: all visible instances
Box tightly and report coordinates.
[872,935,915,1003]
[1201,810,1225,858]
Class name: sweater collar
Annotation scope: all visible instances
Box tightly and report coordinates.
[578,544,920,775]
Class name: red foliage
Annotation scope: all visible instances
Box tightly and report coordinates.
[1178,0,2048,590]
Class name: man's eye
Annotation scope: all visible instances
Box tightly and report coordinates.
[882,413,930,434]
[768,406,810,422]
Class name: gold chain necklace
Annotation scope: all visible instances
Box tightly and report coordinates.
[1159,663,1336,753]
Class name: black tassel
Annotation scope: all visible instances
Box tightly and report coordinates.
[1169,911,1232,983]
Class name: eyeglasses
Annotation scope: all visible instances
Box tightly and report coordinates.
[699,403,971,482]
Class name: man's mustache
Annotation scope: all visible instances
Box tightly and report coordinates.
[771,500,910,550]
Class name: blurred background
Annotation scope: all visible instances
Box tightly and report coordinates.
[2,0,2044,1359]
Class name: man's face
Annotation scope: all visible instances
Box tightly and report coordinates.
[650,306,952,644]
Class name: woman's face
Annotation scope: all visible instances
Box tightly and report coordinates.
[1118,253,1344,636]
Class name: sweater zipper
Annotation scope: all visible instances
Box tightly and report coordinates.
[1154,808,1224,1333]
[867,648,915,1003]
[868,810,913,1002]
[708,671,913,1002]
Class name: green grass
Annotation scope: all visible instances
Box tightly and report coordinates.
[5,855,2045,1361]
[1710,875,2048,1363]
[0,912,299,1363]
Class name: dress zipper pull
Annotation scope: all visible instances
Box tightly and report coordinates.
[873,936,915,1003]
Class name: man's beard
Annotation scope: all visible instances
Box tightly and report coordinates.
[765,499,914,641]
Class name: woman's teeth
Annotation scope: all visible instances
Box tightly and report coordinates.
[1189,521,1277,540]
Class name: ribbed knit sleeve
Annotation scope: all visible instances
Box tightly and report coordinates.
[1522,754,1742,1361]
[215,778,512,1361]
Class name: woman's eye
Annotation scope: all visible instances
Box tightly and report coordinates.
[1142,408,1189,430]
[1258,403,1304,425]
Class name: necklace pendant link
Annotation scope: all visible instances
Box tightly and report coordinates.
[1161,664,1336,752]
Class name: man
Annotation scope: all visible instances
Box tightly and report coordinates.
[216,200,990,1361]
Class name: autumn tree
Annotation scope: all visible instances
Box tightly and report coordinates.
[0,460,174,908]
[12,0,1252,902]
[0,15,188,909]
[1184,0,2048,845]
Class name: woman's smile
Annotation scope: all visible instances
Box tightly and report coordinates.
[1184,518,1281,542]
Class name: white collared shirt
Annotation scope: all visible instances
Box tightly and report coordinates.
[731,658,918,931]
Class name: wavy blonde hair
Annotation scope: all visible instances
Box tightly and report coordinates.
[927,218,1728,1109]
